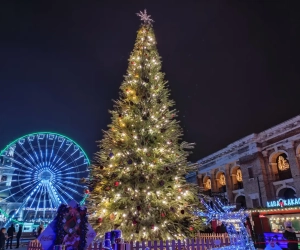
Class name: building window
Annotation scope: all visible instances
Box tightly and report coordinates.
[277,154,290,171]
[252,198,260,208]
[277,153,292,180]
[248,168,254,179]
[205,178,211,190]
[236,169,243,182]
[219,173,226,186]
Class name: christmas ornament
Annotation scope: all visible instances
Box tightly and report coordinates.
[132,219,137,225]
[98,218,103,223]
[137,205,141,211]
[109,152,114,158]
[170,207,175,212]
[114,181,120,187]
[189,227,194,231]
[127,159,133,164]
[161,213,165,217]
[159,180,165,186]
[110,213,115,221]
[85,189,90,194]
[181,209,185,214]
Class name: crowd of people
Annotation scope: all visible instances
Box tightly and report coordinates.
[0,223,44,250]
[0,224,22,250]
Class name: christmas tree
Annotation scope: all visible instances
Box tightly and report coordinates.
[88,10,203,241]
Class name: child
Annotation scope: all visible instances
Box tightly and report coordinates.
[0,228,7,250]
[265,239,282,250]
[63,233,80,250]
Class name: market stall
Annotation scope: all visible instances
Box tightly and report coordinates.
[248,199,300,249]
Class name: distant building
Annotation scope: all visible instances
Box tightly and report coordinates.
[195,115,300,209]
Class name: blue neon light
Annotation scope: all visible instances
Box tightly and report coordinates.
[0,132,90,226]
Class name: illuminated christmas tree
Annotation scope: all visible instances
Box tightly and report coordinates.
[88,10,203,241]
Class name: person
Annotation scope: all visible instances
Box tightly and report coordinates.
[0,228,7,250]
[283,221,298,250]
[15,225,22,249]
[6,224,15,249]
[216,222,226,233]
[204,225,213,233]
[63,233,80,250]
[37,224,44,237]
[265,239,282,250]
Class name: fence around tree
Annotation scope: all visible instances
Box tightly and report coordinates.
[27,234,231,250]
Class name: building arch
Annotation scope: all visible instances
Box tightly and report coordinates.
[269,150,289,164]
[230,165,241,175]
[276,186,296,198]
[203,176,211,189]
[235,195,246,208]
[215,170,226,193]
[230,166,243,190]
[215,170,225,179]
[269,151,292,180]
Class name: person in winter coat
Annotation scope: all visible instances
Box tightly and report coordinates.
[16,225,22,249]
[0,228,7,250]
[37,224,44,237]
[283,221,298,250]
[6,224,15,249]
[216,222,227,233]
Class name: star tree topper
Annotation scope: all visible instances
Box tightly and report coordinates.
[136,9,154,24]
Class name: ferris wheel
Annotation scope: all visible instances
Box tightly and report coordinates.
[0,132,90,224]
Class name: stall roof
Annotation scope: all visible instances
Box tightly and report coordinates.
[247,207,300,215]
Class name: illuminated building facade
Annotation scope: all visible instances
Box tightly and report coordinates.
[195,115,300,209]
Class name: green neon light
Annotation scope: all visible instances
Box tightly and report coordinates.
[0,131,90,165]
[0,207,23,225]
[80,194,89,206]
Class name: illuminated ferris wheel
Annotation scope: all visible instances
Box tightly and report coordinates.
[0,132,90,224]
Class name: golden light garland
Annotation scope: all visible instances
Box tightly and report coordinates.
[236,169,243,182]
[205,178,211,190]
[219,174,226,186]
[278,155,290,171]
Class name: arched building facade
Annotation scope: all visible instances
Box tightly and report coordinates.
[195,115,300,209]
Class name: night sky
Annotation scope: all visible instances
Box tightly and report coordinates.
[0,1,299,162]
